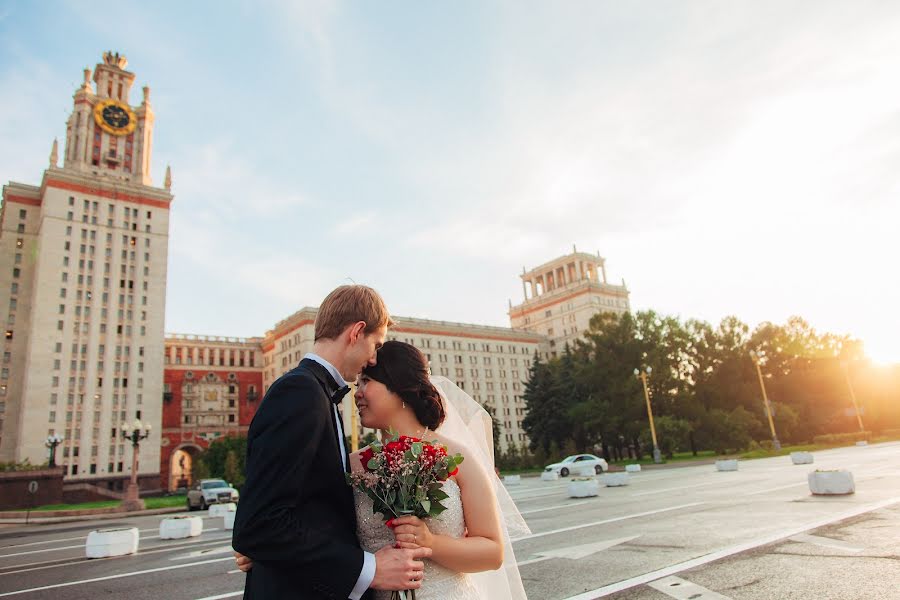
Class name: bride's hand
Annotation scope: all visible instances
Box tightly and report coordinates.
[390,516,434,550]
[234,551,253,572]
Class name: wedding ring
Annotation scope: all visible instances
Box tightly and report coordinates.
[414,534,417,543]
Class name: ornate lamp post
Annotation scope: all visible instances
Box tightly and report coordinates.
[45,434,63,468]
[749,351,781,451]
[634,366,662,464]
[120,418,152,511]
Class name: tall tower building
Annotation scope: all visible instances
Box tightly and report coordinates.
[0,52,172,491]
[509,249,630,358]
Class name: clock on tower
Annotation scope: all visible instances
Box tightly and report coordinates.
[62,51,156,186]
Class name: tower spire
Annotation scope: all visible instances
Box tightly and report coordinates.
[49,139,58,167]
[164,165,172,191]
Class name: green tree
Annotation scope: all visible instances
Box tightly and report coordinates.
[522,353,573,453]
[196,435,246,487]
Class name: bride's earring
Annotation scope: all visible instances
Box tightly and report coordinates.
[402,401,406,409]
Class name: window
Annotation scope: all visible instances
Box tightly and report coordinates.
[19,209,26,219]
[12,268,19,279]
[4,331,11,340]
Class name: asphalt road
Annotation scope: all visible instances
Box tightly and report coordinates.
[1,442,898,599]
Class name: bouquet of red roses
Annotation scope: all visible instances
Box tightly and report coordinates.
[348,432,464,600]
[348,431,464,523]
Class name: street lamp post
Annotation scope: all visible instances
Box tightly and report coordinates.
[45,434,63,468]
[749,351,781,451]
[634,367,662,464]
[119,419,152,512]
[840,360,866,434]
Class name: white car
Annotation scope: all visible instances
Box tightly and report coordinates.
[544,454,609,477]
[186,478,240,511]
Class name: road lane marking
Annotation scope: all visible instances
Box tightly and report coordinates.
[0,528,223,559]
[0,528,160,551]
[518,535,642,567]
[194,593,242,600]
[0,557,235,597]
[0,544,84,558]
[0,536,232,577]
[649,576,734,599]
[562,494,900,599]
[513,502,705,542]
[746,482,807,496]
[520,501,593,515]
[171,545,235,560]
[630,480,739,497]
[789,533,863,552]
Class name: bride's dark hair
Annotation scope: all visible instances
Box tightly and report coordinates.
[362,341,445,431]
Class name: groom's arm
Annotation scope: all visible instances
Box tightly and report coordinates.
[232,375,364,599]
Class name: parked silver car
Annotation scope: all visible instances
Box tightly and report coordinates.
[186,478,240,510]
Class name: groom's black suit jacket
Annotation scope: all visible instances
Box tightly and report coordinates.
[233,358,368,599]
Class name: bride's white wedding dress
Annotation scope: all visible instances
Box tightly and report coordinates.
[354,478,483,600]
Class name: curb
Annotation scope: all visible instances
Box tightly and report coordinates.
[0,506,186,525]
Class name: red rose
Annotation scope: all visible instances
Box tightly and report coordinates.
[359,448,375,470]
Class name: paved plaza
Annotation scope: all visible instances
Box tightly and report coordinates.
[1,442,898,599]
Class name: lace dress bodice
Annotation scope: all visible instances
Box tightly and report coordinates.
[354,479,482,600]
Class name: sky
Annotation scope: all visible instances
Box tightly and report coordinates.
[1,0,898,364]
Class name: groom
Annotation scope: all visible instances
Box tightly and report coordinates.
[232,285,431,598]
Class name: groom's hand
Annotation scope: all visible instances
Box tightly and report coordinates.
[370,545,432,590]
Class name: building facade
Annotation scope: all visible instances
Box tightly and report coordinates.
[261,310,545,451]
[0,52,172,492]
[509,249,630,358]
[161,335,263,491]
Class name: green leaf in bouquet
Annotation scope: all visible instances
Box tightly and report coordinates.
[431,488,450,501]
[420,499,431,514]
[366,458,379,471]
[411,442,423,457]
[428,500,447,517]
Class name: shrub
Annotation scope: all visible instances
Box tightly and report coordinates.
[0,459,49,472]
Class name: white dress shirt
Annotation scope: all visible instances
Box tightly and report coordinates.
[304,353,375,600]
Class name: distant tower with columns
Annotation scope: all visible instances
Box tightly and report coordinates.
[508,246,630,358]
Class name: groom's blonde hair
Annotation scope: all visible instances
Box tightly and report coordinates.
[315,285,393,342]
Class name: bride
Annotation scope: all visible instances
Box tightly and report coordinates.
[236,340,529,599]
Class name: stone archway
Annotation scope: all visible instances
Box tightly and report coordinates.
[169,444,202,492]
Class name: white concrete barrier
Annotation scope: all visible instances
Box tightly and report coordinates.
[808,470,855,495]
[603,473,630,487]
[625,464,642,473]
[576,466,597,477]
[568,479,600,498]
[716,459,739,472]
[86,527,139,558]
[224,510,236,530]
[503,475,521,485]
[159,516,203,540]
[209,502,237,518]
[855,441,868,447]
[540,471,559,482]
[791,452,814,465]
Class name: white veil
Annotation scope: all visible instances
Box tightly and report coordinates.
[430,375,530,599]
